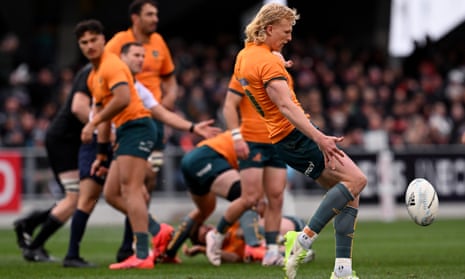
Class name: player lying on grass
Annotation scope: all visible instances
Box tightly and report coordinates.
[182,201,315,264]
[162,131,314,264]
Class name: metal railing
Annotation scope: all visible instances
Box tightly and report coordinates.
[1,145,465,202]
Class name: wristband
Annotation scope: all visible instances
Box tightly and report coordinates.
[189,122,196,133]
[97,142,111,155]
[231,128,243,141]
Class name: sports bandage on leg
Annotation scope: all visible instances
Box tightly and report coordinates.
[61,178,80,193]
[148,151,164,172]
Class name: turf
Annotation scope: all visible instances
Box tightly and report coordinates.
[0,219,463,278]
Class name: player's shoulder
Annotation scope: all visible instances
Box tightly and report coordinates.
[109,29,132,41]
[100,52,127,73]
[106,29,133,52]
[75,63,93,78]
[149,32,167,44]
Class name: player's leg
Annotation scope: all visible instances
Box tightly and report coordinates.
[116,119,165,262]
[206,167,263,266]
[276,129,365,278]
[63,178,101,267]
[14,206,53,249]
[166,146,231,261]
[108,155,153,269]
[24,171,79,262]
[63,135,110,267]
[261,166,287,266]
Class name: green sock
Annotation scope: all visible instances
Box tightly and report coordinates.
[239,210,261,246]
[264,231,280,246]
[334,206,358,258]
[165,216,196,257]
[308,183,354,233]
[217,216,232,234]
[134,232,149,259]
[148,215,161,236]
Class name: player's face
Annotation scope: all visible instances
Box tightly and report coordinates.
[267,19,293,52]
[123,45,145,74]
[78,32,105,61]
[136,3,159,35]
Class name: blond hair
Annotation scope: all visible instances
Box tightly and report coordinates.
[244,3,299,44]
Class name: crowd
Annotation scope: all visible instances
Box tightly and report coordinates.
[2,20,465,150]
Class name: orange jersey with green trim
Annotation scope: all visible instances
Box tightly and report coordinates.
[221,222,245,259]
[234,43,305,143]
[228,75,270,143]
[105,29,175,102]
[87,50,150,128]
[197,131,238,169]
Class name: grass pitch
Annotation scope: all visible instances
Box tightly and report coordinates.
[0,219,463,278]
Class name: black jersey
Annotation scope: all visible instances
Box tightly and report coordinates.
[46,64,92,140]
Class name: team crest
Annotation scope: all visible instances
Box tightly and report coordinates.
[152,50,159,57]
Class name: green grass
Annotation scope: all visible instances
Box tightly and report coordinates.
[0,219,464,278]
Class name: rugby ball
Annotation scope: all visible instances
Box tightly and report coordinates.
[405,178,439,226]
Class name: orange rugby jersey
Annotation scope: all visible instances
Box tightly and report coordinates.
[87,50,150,128]
[221,222,245,259]
[197,131,238,170]
[228,75,270,143]
[234,43,305,143]
[105,29,175,102]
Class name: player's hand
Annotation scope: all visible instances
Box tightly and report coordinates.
[272,51,293,68]
[81,122,95,144]
[182,244,205,257]
[90,154,109,177]
[233,138,249,160]
[316,135,345,170]
[193,119,222,139]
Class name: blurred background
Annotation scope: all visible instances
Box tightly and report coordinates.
[1,0,465,223]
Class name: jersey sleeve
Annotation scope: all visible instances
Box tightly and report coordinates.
[135,80,159,109]
[73,64,92,98]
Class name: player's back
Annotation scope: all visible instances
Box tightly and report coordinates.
[198,131,238,169]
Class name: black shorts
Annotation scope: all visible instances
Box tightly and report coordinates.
[79,135,113,186]
[45,132,80,176]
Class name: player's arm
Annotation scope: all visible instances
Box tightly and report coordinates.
[160,74,178,110]
[150,104,221,139]
[90,84,130,127]
[91,118,112,177]
[81,84,130,143]
[223,89,242,130]
[223,89,249,159]
[71,91,91,124]
[266,79,344,167]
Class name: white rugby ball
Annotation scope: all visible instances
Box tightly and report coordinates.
[405,178,439,226]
